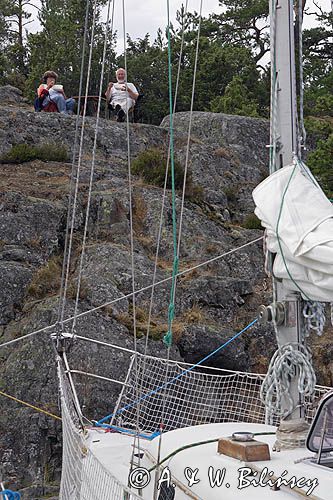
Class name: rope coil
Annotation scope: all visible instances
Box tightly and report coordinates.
[260,342,316,418]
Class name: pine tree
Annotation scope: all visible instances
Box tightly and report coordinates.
[0,0,37,84]
[26,0,116,98]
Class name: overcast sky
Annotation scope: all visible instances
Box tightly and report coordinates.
[108,0,331,43]
[27,0,331,51]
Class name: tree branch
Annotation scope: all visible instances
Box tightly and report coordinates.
[312,0,325,16]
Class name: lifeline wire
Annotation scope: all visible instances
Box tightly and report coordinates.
[0,390,62,421]
[122,0,143,474]
[298,0,306,153]
[141,6,190,492]
[96,318,258,425]
[0,236,263,350]
[156,4,203,495]
[71,0,114,334]
[142,0,189,401]
[57,0,90,329]
[60,0,99,330]
[163,0,179,348]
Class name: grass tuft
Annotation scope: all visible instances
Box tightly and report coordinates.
[132,148,204,203]
[1,143,68,164]
[241,213,263,230]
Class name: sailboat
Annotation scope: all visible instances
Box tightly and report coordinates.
[28,1,333,499]
[53,0,333,500]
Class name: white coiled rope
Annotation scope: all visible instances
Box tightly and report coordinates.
[260,343,316,418]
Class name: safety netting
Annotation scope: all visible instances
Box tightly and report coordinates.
[113,354,330,432]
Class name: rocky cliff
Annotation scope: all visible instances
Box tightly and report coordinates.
[0,88,331,499]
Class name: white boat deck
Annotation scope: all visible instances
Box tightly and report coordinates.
[87,422,333,499]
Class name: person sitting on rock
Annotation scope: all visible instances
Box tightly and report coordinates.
[105,68,138,122]
[37,71,75,114]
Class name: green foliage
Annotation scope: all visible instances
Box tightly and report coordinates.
[210,75,259,117]
[132,148,184,188]
[1,144,36,163]
[114,3,269,124]
[1,143,68,164]
[0,0,32,80]
[0,0,11,84]
[0,0,329,129]
[304,71,333,118]
[26,0,115,99]
[242,213,263,230]
[132,147,204,203]
[307,134,333,198]
[216,0,269,63]
[304,116,333,196]
[302,9,333,119]
[305,117,333,142]
[224,186,238,203]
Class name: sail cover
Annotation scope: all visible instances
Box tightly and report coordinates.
[253,163,333,301]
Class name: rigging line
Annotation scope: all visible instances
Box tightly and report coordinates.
[298,0,306,154]
[96,318,258,424]
[156,4,203,494]
[140,5,190,466]
[174,0,203,319]
[57,356,93,428]
[60,0,99,330]
[121,0,142,472]
[71,0,114,334]
[0,390,62,421]
[143,0,189,372]
[68,369,129,386]
[70,334,269,376]
[110,355,135,427]
[269,0,278,175]
[141,0,189,408]
[153,1,191,488]
[276,159,310,300]
[57,0,90,330]
[62,351,84,424]
[105,0,117,107]
[0,236,263,350]
[163,0,179,350]
[268,0,279,335]
[173,0,189,109]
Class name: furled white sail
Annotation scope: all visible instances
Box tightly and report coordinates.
[253,163,333,301]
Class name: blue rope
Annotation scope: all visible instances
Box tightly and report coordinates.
[99,425,160,440]
[96,318,258,426]
[0,491,21,499]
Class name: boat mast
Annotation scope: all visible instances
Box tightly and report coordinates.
[269,0,304,422]
[271,0,299,165]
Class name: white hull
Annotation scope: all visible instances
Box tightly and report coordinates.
[85,422,332,499]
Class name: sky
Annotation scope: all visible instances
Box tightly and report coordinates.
[109,0,221,52]
[107,0,332,54]
[26,0,332,57]
[28,0,332,40]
